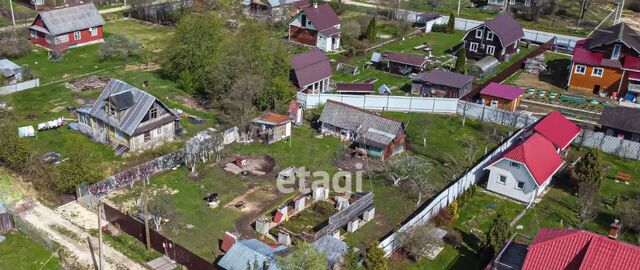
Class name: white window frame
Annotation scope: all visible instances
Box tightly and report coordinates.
[612,44,621,60]
[524,0,531,6]
[486,45,496,55]
[74,31,81,40]
[470,42,479,52]
[516,181,525,190]
[490,99,499,107]
[486,31,494,41]
[30,30,37,39]
[575,65,586,75]
[89,27,98,37]
[509,0,515,4]
[475,29,483,39]
[498,175,507,184]
[592,67,604,77]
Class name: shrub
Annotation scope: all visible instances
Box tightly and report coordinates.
[444,230,463,248]
[431,24,449,33]
[0,32,30,58]
[48,50,65,63]
[432,208,453,226]
[98,34,141,60]
[21,64,34,80]
[328,1,344,15]
[629,1,640,12]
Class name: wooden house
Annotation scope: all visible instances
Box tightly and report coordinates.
[411,69,474,98]
[28,4,105,51]
[383,52,428,75]
[288,3,341,52]
[76,79,179,153]
[251,113,292,144]
[462,14,524,62]
[479,82,525,111]
[599,106,640,142]
[567,23,640,98]
[319,100,406,160]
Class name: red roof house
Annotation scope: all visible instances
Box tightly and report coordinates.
[29,4,105,51]
[289,49,333,93]
[531,111,581,150]
[479,83,525,111]
[484,112,578,203]
[288,3,341,52]
[521,228,640,270]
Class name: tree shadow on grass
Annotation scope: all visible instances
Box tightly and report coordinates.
[539,59,571,89]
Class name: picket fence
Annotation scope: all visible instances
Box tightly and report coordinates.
[0,79,40,95]
[378,124,529,255]
[574,129,640,161]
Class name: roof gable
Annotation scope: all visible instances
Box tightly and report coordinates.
[501,133,564,186]
[532,111,581,150]
[86,79,177,136]
[586,23,640,54]
[33,4,104,36]
[300,4,340,31]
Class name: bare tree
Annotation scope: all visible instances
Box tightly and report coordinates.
[396,222,444,260]
[404,176,436,206]
[216,74,263,131]
[342,20,362,40]
[377,154,431,186]
[619,194,640,244]
[577,181,600,228]
[148,190,176,231]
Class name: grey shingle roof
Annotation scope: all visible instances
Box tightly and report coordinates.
[313,235,349,268]
[319,100,404,148]
[413,69,474,89]
[600,105,640,134]
[86,79,177,136]
[34,4,105,36]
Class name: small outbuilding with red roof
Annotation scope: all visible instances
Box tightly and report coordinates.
[250,113,292,144]
[484,112,580,203]
[479,82,525,111]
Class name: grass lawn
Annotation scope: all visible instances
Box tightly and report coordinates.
[515,147,640,244]
[332,31,465,94]
[277,201,337,235]
[0,231,62,270]
[392,191,525,270]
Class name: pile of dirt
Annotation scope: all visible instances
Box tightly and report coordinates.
[65,76,111,92]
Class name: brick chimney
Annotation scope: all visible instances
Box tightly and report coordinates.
[608,219,621,239]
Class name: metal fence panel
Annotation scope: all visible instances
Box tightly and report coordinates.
[0,79,40,95]
[576,130,640,160]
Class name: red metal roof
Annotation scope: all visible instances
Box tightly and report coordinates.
[301,4,340,31]
[630,72,640,80]
[257,113,291,125]
[623,55,640,72]
[483,14,525,47]
[522,229,640,270]
[532,111,581,150]
[480,82,525,100]
[572,46,604,66]
[502,133,564,186]
[289,49,333,88]
[221,232,237,252]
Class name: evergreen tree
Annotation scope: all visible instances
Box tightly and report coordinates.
[485,212,512,254]
[447,12,456,33]
[343,247,361,270]
[277,241,326,270]
[574,149,604,189]
[364,240,388,270]
[455,47,466,73]
[366,17,377,42]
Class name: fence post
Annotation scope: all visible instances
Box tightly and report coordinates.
[386,95,390,111]
[363,95,367,109]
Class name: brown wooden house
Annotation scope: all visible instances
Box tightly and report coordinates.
[411,69,474,98]
[462,14,524,62]
[479,82,525,111]
[383,52,428,75]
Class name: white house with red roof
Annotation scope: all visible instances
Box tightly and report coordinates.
[288,2,341,52]
[485,112,580,204]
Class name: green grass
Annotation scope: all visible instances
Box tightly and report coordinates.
[102,231,162,265]
[516,147,640,244]
[277,201,337,235]
[0,231,62,270]
[0,169,23,204]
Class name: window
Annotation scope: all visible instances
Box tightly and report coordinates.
[486,45,496,55]
[74,31,81,40]
[486,31,494,41]
[144,131,151,142]
[89,27,98,37]
[475,29,483,39]
[156,127,163,136]
[612,44,621,60]
[510,161,520,168]
[116,130,125,141]
[301,14,306,27]
[592,67,604,77]
[490,99,499,107]
[498,175,507,184]
[524,0,531,6]
[149,107,157,119]
[30,30,37,39]
[509,0,515,4]
[575,65,586,75]
[516,181,525,190]
[470,42,479,52]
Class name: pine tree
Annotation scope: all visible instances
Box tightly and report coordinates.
[447,12,456,33]
[366,17,377,42]
[343,247,361,270]
[485,213,512,254]
[364,240,388,270]
[574,149,604,189]
[455,47,466,74]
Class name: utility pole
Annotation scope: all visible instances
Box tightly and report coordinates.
[142,174,152,250]
[9,0,16,29]
[97,204,104,270]
[457,0,461,16]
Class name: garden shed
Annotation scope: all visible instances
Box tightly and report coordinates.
[468,56,499,79]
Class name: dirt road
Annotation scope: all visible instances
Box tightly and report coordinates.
[17,201,146,270]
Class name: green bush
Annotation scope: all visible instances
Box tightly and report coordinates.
[431,24,449,33]
[98,34,141,60]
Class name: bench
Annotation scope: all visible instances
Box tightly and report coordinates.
[615,172,631,184]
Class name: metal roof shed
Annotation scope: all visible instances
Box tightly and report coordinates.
[468,56,499,79]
